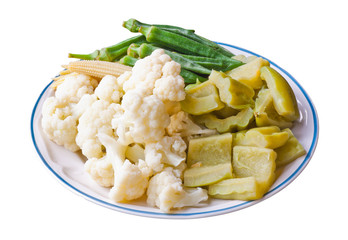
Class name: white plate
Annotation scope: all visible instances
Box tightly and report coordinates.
[31,43,319,219]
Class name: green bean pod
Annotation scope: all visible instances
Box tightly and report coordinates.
[68,35,146,61]
[139,26,231,60]
[123,18,234,58]
[180,54,243,72]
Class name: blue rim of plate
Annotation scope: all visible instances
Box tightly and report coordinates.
[31,42,319,218]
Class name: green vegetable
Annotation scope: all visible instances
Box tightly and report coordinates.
[119,55,138,67]
[193,107,254,133]
[68,35,146,61]
[180,69,207,84]
[209,70,255,110]
[260,66,300,121]
[208,177,263,201]
[123,18,195,37]
[254,88,293,129]
[233,126,290,149]
[179,54,243,72]
[184,133,233,187]
[139,25,232,60]
[123,18,234,58]
[275,128,306,167]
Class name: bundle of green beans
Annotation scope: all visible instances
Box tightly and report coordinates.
[68,18,244,84]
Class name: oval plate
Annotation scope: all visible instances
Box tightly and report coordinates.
[31,43,319,219]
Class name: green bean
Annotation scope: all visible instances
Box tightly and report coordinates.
[68,35,146,61]
[123,18,234,58]
[179,54,243,71]
[139,26,231,60]
[123,18,195,36]
[119,55,138,67]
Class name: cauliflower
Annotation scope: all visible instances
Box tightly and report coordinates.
[94,75,124,103]
[112,88,170,145]
[76,100,123,159]
[146,167,208,213]
[166,111,217,137]
[72,94,97,119]
[153,61,186,102]
[96,132,152,202]
[112,49,187,146]
[42,50,212,212]
[41,73,98,152]
[41,97,79,151]
[84,156,114,187]
[55,73,98,104]
[144,135,187,172]
[123,49,172,95]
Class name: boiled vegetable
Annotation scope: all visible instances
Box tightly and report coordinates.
[208,177,263,200]
[233,126,289,149]
[193,107,254,133]
[68,35,146,61]
[209,70,255,109]
[227,56,270,89]
[180,81,224,115]
[123,18,235,58]
[232,146,277,193]
[254,88,293,128]
[139,25,232,60]
[275,128,306,167]
[184,133,233,187]
[260,66,300,121]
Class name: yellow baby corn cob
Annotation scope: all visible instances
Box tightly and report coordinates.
[63,60,132,79]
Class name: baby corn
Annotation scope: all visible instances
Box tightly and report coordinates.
[63,60,132,79]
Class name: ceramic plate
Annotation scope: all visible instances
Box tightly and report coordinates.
[31,43,319,219]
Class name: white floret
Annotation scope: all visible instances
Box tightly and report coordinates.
[123,49,172,95]
[76,100,123,159]
[146,167,208,213]
[94,75,124,103]
[112,88,170,146]
[41,97,79,152]
[41,73,98,152]
[55,73,98,104]
[96,133,152,202]
[84,156,114,187]
[72,94,98,119]
[144,135,187,173]
[153,61,186,102]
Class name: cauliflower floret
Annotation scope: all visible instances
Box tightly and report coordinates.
[123,49,171,95]
[113,88,170,146]
[94,75,124,103]
[84,156,114,187]
[55,73,98,104]
[42,73,99,151]
[147,167,208,213]
[76,100,123,159]
[144,135,187,172]
[72,94,98,119]
[96,133,152,202]
[41,97,79,152]
[166,111,217,137]
[153,61,186,102]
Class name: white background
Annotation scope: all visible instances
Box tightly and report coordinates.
[1,0,347,239]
